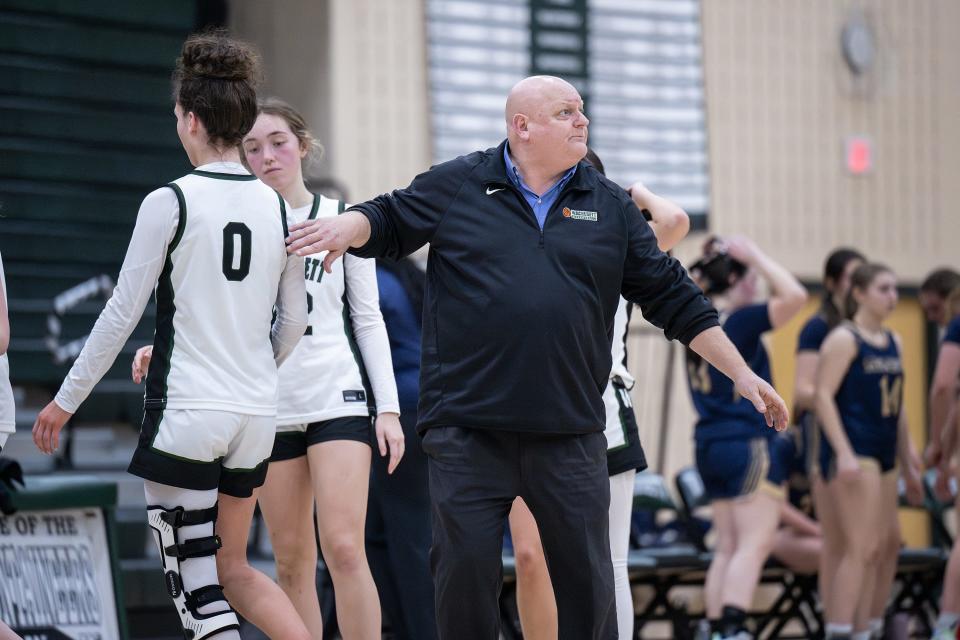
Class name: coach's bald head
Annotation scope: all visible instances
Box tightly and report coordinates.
[505,76,589,179]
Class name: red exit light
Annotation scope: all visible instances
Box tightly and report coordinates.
[846,137,873,175]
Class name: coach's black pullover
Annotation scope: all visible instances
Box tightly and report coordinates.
[350,140,719,434]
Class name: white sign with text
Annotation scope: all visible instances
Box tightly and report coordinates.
[0,508,119,640]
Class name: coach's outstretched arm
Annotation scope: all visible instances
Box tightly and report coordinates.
[617,191,788,430]
[688,326,788,429]
[286,156,471,265]
[286,211,371,270]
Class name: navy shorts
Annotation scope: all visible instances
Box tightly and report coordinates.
[696,436,785,501]
[819,430,896,482]
[271,415,372,462]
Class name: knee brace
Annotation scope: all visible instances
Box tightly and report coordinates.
[147,504,239,640]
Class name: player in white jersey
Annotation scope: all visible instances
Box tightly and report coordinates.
[236,98,402,638]
[507,149,691,640]
[0,250,13,453]
[33,34,310,640]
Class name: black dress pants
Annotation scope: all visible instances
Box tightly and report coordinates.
[422,426,616,640]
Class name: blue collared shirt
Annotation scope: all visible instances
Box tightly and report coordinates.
[503,145,577,230]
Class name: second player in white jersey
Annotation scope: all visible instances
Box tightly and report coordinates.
[232,98,403,639]
[277,194,399,426]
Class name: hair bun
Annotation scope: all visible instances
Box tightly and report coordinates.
[178,31,261,84]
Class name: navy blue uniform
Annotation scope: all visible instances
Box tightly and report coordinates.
[945,315,960,346]
[796,314,830,480]
[689,304,780,500]
[770,427,815,516]
[820,326,903,479]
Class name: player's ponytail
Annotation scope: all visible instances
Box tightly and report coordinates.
[821,248,865,328]
[689,237,746,297]
[172,30,262,149]
[844,262,893,319]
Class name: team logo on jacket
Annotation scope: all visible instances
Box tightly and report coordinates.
[562,207,597,221]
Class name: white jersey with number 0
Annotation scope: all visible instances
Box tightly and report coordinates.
[55,162,306,417]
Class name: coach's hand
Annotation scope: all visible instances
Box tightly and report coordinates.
[132,345,153,383]
[375,412,405,474]
[32,400,72,455]
[286,211,372,273]
[733,369,789,431]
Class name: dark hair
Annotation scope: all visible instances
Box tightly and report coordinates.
[244,97,324,167]
[920,268,960,298]
[820,247,865,328]
[583,147,605,175]
[690,236,746,296]
[844,262,894,319]
[172,30,262,149]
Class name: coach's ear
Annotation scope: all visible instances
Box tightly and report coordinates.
[512,113,530,141]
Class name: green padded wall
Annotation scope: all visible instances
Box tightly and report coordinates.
[0,0,197,420]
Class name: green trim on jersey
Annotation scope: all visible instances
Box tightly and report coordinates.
[607,384,630,453]
[307,193,321,220]
[278,192,289,237]
[145,183,187,406]
[339,194,370,412]
[191,169,257,181]
[341,285,375,416]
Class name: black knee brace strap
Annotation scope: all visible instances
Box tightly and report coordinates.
[165,535,222,561]
[184,584,229,610]
[159,505,218,527]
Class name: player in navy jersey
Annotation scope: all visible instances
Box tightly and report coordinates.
[687,236,807,639]
[791,248,864,623]
[929,292,960,639]
[815,263,923,640]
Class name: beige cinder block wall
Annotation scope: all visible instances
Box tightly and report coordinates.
[637,0,960,482]
[700,0,960,282]
[231,0,432,201]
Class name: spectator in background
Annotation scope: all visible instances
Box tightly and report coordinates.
[686,235,808,640]
[366,249,438,640]
[930,288,960,640]
[919,268,960,335]
[792,248,865,619]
